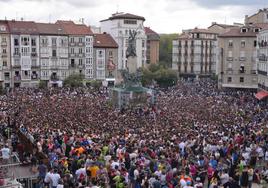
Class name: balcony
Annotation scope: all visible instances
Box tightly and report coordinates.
[13,53,21,57]
[21,75,31,80]
[13,64,21,68]
[4,76,10,81]
[226,57,233,61]
[239,57,246,61]
[31,74,38,80]
[1,53,7,58]
[31,52,38,57]
[251,70,257,74]
[76,53,85,58]
[31,63,39,68]
[1,41,7,46]
[70,42,75,46]
[14,76,21,81]
[50,75,59,81]
[258,70,268,76]
[78,42,85,46]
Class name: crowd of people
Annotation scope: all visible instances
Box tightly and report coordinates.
[1,79,268,188]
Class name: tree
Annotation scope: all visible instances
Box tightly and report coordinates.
[141,64,177,87]
[63,74,84,88]
[159,34,178,67]
[39,80,47,89]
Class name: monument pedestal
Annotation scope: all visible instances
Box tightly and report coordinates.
[127,56,137,74]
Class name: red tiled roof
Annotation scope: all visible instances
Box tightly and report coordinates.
[93,33,118,48]
[36,23,66,35]
[101,13,145,22]
[219,24,268,38]
[208,23,238,29]
[145,27,160,40]
[56,20,93,35]
[7,20,39,34]
[191,28,218,34]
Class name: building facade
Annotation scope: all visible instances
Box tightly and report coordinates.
[93,33,118,85]
[145,27,159,66]
[56,21,94,81]
[36,23,69,87]
[172,28,217,77]
[0,19,119,88]
[217,25,265,89]
[245,8,268,25]
[8,21,40,88]
[0,21,11,88]
[100,13,147,71]
[257,29,268,92]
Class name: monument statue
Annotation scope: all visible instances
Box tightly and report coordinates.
[126,29,137,58]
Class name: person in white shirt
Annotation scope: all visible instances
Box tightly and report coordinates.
[1,144,10,163]
[50,169,61,188]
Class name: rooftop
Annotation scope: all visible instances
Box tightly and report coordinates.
[7,20,39,34]
[219,24,268,38]
[93,33,118,48]
[100,13,145,22]
[56,20,93,35]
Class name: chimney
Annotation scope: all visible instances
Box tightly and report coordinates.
[212,22,217,25]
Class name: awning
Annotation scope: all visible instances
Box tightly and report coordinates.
[255,90,268,100]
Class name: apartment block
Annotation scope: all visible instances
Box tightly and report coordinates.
[172,28,217,77]
[0,21,11,88]
[93,33,118,85]
[257,29,268,92]
[145,27,160,66]
[217,25,268,89]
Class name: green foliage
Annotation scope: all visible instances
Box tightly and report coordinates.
[90,80,102,90]
[63,74,85,88]
[141,64,177,87]
[39,80,47,89]
[159,34,178,68]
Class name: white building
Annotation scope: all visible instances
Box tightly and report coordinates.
[8,21,40,87]
[36,23,69,87]
[100,13,147,71]
[257,29,268,94]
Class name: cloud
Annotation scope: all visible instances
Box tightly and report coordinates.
[192,0,268,8]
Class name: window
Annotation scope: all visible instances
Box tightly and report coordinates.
[15,48,19,55]
[254,40,257,47]
[125,30,128,35]
[228,40,233,47]
[31,38,36,46]
[21,37,29,46]
[52,38,57,46]
[71,48,74,54]
[71,59,75,67]
[254,28,260,32]
[4,72,9,79]
[240,77,244,83]
[79,70,82,74]
[228,77,232,83]
[52,49,57,57]
[14,38,19,46]
[1,37,6,42]
[124,20,137,24]
[79,38,83,43]
[109,51,113,57]
[240,64,245,73]
[79,48,83,54]
[241,40,246,47]
[98,50,103,58]
[228,51,233,57]
[86,47,90,53]
[228,63,232,69]
[3,61,7,67]
[70,38,74,43]
[32,48,36,53]
[241,28,247,33]
[142,40,145,48]
[240,51,245,61]
[24,70,28,76]
[79,59,82,65]
[2,48,6,54]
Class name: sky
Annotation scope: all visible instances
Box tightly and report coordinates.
[0,0,267,33]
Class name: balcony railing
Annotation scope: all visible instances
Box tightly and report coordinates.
[14,76,21,81]
[1,53,7,58]
[31,74,38,80]
[239,57,246,61]
[1,42,7,46]
[21,75,31,80]
[31,53,38,57]
[13,53,21,57]
[226,57,233,61]
[78,42,85,46]
[13,64,21,68]
[50,75,59,81]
